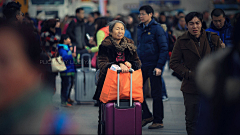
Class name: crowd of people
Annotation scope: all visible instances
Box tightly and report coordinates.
[1,1,240,134]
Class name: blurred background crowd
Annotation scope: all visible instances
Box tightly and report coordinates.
[1,0,240,134]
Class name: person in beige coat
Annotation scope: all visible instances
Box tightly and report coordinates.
[172,16,187,39]
[170,12,222,135]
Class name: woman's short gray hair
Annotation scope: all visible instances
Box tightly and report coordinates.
[108,20,126,33]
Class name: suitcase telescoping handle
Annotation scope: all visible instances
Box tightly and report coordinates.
[81,53,92,70]
[117,69,133,107]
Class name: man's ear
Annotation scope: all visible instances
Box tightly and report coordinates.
[16,14,20,21]
[149,13,153,18]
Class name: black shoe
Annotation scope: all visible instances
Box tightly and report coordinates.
[94,101,99,107]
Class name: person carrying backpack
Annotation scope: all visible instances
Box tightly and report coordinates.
[170,12,222,135]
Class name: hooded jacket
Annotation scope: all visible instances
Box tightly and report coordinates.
[137,18,168,70]
[206,18,233,47]
[57,44,76,74]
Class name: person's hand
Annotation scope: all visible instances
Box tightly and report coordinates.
[72,53,76,57]
[89,37,96,45]
[119,63,129,73]
[70,47,73,51]
[221,41,225,48]
[87,49,91,53]
[154,68,162,76]
[124,61,132,68]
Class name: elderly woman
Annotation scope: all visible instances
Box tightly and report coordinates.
[93,20,141,134]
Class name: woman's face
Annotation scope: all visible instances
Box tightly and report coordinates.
[110,23,125,40]
[127,16,133,24]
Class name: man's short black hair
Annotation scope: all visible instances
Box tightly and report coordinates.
[60,34,69,44]
[160,11,165,16]
[203,10,209,15]
[76,8,84,14]
[89,12,94,17]
[185,12,203,24]
[3,2,21,20]
[139,5,154,16]
[94,11,101,16]
[211,8,225,18]
[178,11,184,16]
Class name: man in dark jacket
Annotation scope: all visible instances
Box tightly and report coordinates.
[170,12,222,135]
[67,8,87,54]
[3,1,24,24]
[85,12,96,47]
[206,8,232,47]
[137,5,168,129]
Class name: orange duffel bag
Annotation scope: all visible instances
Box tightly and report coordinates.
[99,68,144,103]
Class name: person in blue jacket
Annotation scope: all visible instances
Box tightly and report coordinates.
[206,8,232,47]
[58,34,76,107]
[137,5,168,129]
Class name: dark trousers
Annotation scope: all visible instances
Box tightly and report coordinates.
[67,76,75,99]
[182,92,200,135]
[142,66,163,123]
[61,76,72,103]
[42,72,57,96]
[161,67,168,97]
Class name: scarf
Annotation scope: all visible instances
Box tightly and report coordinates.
[108,36,137,55]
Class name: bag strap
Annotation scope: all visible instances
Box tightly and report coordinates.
[206,31,215,52]
[74,18,77,23]
[42,47,51,60]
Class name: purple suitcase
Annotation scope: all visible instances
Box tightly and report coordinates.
[101,70,142,135]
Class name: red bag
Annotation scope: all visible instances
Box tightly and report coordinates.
[91,52,97,68]
[99,68,144,103]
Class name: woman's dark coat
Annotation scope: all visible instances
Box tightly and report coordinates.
[93,36,141,101]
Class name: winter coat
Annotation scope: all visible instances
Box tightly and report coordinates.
[66,17,86,50]
[41,28,61,54]
[124,29,132,39]
[57,44,76,74]
[170,29,221,94]
[40,28,61,73]
[206,18,233,47]
[173,24,187,39]
[93,36,141,101]
[137,18,168,70]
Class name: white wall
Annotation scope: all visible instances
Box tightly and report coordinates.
[108,0,140,17]
[108,0,214,17]
[179,0,214,13]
